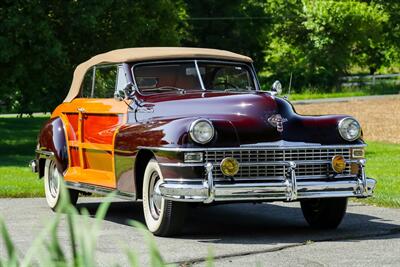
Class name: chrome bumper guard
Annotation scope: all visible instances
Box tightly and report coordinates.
[159,159,376,203]
[29,159,38,173]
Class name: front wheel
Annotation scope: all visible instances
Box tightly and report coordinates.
[142,159,187,236]
[44,159,79,210]
[300,198,348,229]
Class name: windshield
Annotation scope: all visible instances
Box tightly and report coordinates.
[132,61,256,94]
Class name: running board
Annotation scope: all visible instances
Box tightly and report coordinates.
[65,181,136,200]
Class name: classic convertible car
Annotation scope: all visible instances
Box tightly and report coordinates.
[31,47,375,236]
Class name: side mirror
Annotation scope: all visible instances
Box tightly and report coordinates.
[114,90,125,101]
[114,82,134,101]
[271,80,282,95]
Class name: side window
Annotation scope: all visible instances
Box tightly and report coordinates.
[93,65,117,98]
[80,68,94,98]
[115,65,128,93]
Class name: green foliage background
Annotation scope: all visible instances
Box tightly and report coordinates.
[1,0,399,114]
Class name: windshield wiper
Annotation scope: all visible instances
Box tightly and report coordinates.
[142,86,186,95]
[224,88,252,92]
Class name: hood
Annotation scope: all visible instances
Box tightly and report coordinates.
[123,91,362,148]
[135,91,283,145]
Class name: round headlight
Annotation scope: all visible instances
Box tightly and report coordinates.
[189,119,214,144]
[338,117,361,141]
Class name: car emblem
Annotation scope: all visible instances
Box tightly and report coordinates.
[268,114,288,132]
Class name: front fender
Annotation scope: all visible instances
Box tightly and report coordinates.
[276,98,364,145]
[114,117,220,196]
[115,117,240,150]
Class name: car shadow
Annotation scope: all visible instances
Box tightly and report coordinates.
[76,199,400,245]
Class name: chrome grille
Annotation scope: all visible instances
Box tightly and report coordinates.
[205,148,353,181]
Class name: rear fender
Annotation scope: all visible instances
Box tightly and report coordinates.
[37,117,68,176]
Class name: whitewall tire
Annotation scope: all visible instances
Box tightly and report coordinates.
[44,159,78,210]
[142,159,187,236]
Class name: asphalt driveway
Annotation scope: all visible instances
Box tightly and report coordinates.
[1,198,399,266]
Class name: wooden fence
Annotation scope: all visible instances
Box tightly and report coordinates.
[341,73,400,87]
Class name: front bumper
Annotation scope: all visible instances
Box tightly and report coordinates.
[159,159,376,203]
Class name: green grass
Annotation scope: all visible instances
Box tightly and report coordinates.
[289,91,368,101]
[361,142,400,208]
[284,83,400,101]
[0,117,399,208]
[0,116,49,197]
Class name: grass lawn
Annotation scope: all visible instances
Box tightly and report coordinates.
[362,142,400,208]
[0,116,399,208]
[289,91,368,101]
[0,116,49,197]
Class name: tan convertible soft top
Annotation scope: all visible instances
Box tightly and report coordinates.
[64,47,253,102]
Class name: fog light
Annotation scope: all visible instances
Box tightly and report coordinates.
[331,155,346,173]
[220,157,239,176]
[184,152,203,163]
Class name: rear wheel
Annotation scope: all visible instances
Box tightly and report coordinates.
[44,159,79,210]
[300,198,348,229]
[142,159,187,236]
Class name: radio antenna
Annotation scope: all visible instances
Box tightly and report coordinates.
[288,72,293,99]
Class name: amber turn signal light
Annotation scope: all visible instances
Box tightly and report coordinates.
[331,155,346,173]
[220,157,239,176]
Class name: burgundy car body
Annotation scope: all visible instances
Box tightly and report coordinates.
[32,48,375,232]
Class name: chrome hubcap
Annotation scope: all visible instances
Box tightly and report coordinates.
[149,171,163,220]
[48,161,59,198]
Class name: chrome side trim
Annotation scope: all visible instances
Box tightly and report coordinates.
[138,144,366,152]
[65,182,135,200]
[164,178,204,183]
[35,149,55,159]
[159,162,204,167]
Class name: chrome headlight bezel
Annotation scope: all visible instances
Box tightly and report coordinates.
[338,117,361,141]
[189,119,215,144]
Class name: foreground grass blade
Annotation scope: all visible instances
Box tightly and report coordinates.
[44,216,66,266]
[1,189,174,267]
[94,192,116,221]
[20,211,63,267]
[66,211,78,266]
[125,249,140,267]
[0,218,18,267]
[128,221,167,267]
[206,248,214,267]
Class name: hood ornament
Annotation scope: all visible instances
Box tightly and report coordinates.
[268,114,288,132]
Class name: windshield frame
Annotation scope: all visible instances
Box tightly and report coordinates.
[130,59,260,96]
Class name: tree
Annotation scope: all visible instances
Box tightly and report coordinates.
[183,0,271,70]
[0,0,187,115]
[263,0,389,90]
[366,0,400,72]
